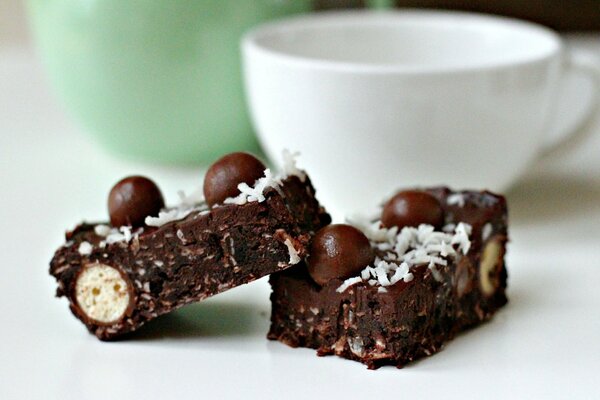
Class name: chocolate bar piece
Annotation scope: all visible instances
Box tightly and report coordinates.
[268,188,508,369]
[50,173,330,340]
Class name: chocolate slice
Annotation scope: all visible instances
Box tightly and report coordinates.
[268,187,508,369]
[50,172,330,340]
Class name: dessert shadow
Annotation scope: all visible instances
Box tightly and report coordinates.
[125,301,270,341]
[507,175,600,224]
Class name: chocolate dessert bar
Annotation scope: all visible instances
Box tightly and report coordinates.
[50,152,330,340]
[268,188,508,369]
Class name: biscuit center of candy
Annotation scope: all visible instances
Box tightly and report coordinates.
[75,264,130,324]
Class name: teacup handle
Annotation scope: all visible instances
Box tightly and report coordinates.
[540,48,600,158]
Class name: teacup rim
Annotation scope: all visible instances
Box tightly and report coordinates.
[242,9,562,75]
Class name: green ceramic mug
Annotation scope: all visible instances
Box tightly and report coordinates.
[27,0,311,163]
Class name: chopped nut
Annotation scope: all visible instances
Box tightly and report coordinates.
[454,257,473,297]
[479,238,504,296]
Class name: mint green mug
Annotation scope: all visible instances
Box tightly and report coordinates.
[27,0,311,163]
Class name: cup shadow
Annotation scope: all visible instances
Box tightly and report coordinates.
[127,300,270,341]
[506,174,600,224]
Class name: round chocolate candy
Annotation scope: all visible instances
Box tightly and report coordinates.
[108,176,165,228]
[307,224,375,286]
[381,190,444,229]
[203,152,266,207]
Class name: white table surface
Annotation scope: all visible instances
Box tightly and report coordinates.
[1,36,600,399]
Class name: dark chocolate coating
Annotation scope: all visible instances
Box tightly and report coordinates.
[108,176,165,228]
[269,187,509,369]
[307,224,374,286]
[203,152,266,207]
[381,190,444,229]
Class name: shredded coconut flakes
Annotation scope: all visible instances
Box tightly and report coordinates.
[94,225,111,237]
[284,239,301,265]
[223,168,281,205]
[145,186,208,228]
[147,150,306,225]
[145,205,206,227]
[337,218,473,293]
[96,226,143,245]
[447,193,466,207]
[336,277,363,293]
[78,241,93,256]
[281,149,307,182]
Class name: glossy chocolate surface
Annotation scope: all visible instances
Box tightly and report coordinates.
[381,190,444,229]
[108,176,164,228]
[203,152,266,207]
[307,224,374,286]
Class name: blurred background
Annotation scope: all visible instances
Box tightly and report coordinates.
[2,0,599,169]
[1,1,599,399]
[2,0,599,214]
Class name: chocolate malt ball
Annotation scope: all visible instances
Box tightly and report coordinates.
[108,176,164,227]
[381,190,444,229]
[308,224,375,286]
[203,152,266,207]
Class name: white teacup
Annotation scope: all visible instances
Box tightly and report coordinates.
[242,10,599,218]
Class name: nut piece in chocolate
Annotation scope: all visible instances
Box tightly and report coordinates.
[479,236,505,296]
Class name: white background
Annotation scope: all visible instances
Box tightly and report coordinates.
[1,2,600,399]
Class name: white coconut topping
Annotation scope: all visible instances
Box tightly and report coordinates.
[104,226,135,244]
[223,168,282,205]
[281,149,307,182]
[121,226,132,242]
[145,150,306,226]
[220,150,311,206]
[78,241,93,256]
[75,264,130,323]
[336,277,364,293]
[88,151,308,248]
[337,218,473,293]
[452,222,472,254]
[284,239,301,265]
[94,225,111,237]
[447,193,466,207]
[442,223,456,233]
[143,186,208,228]
[145,205,206,227]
